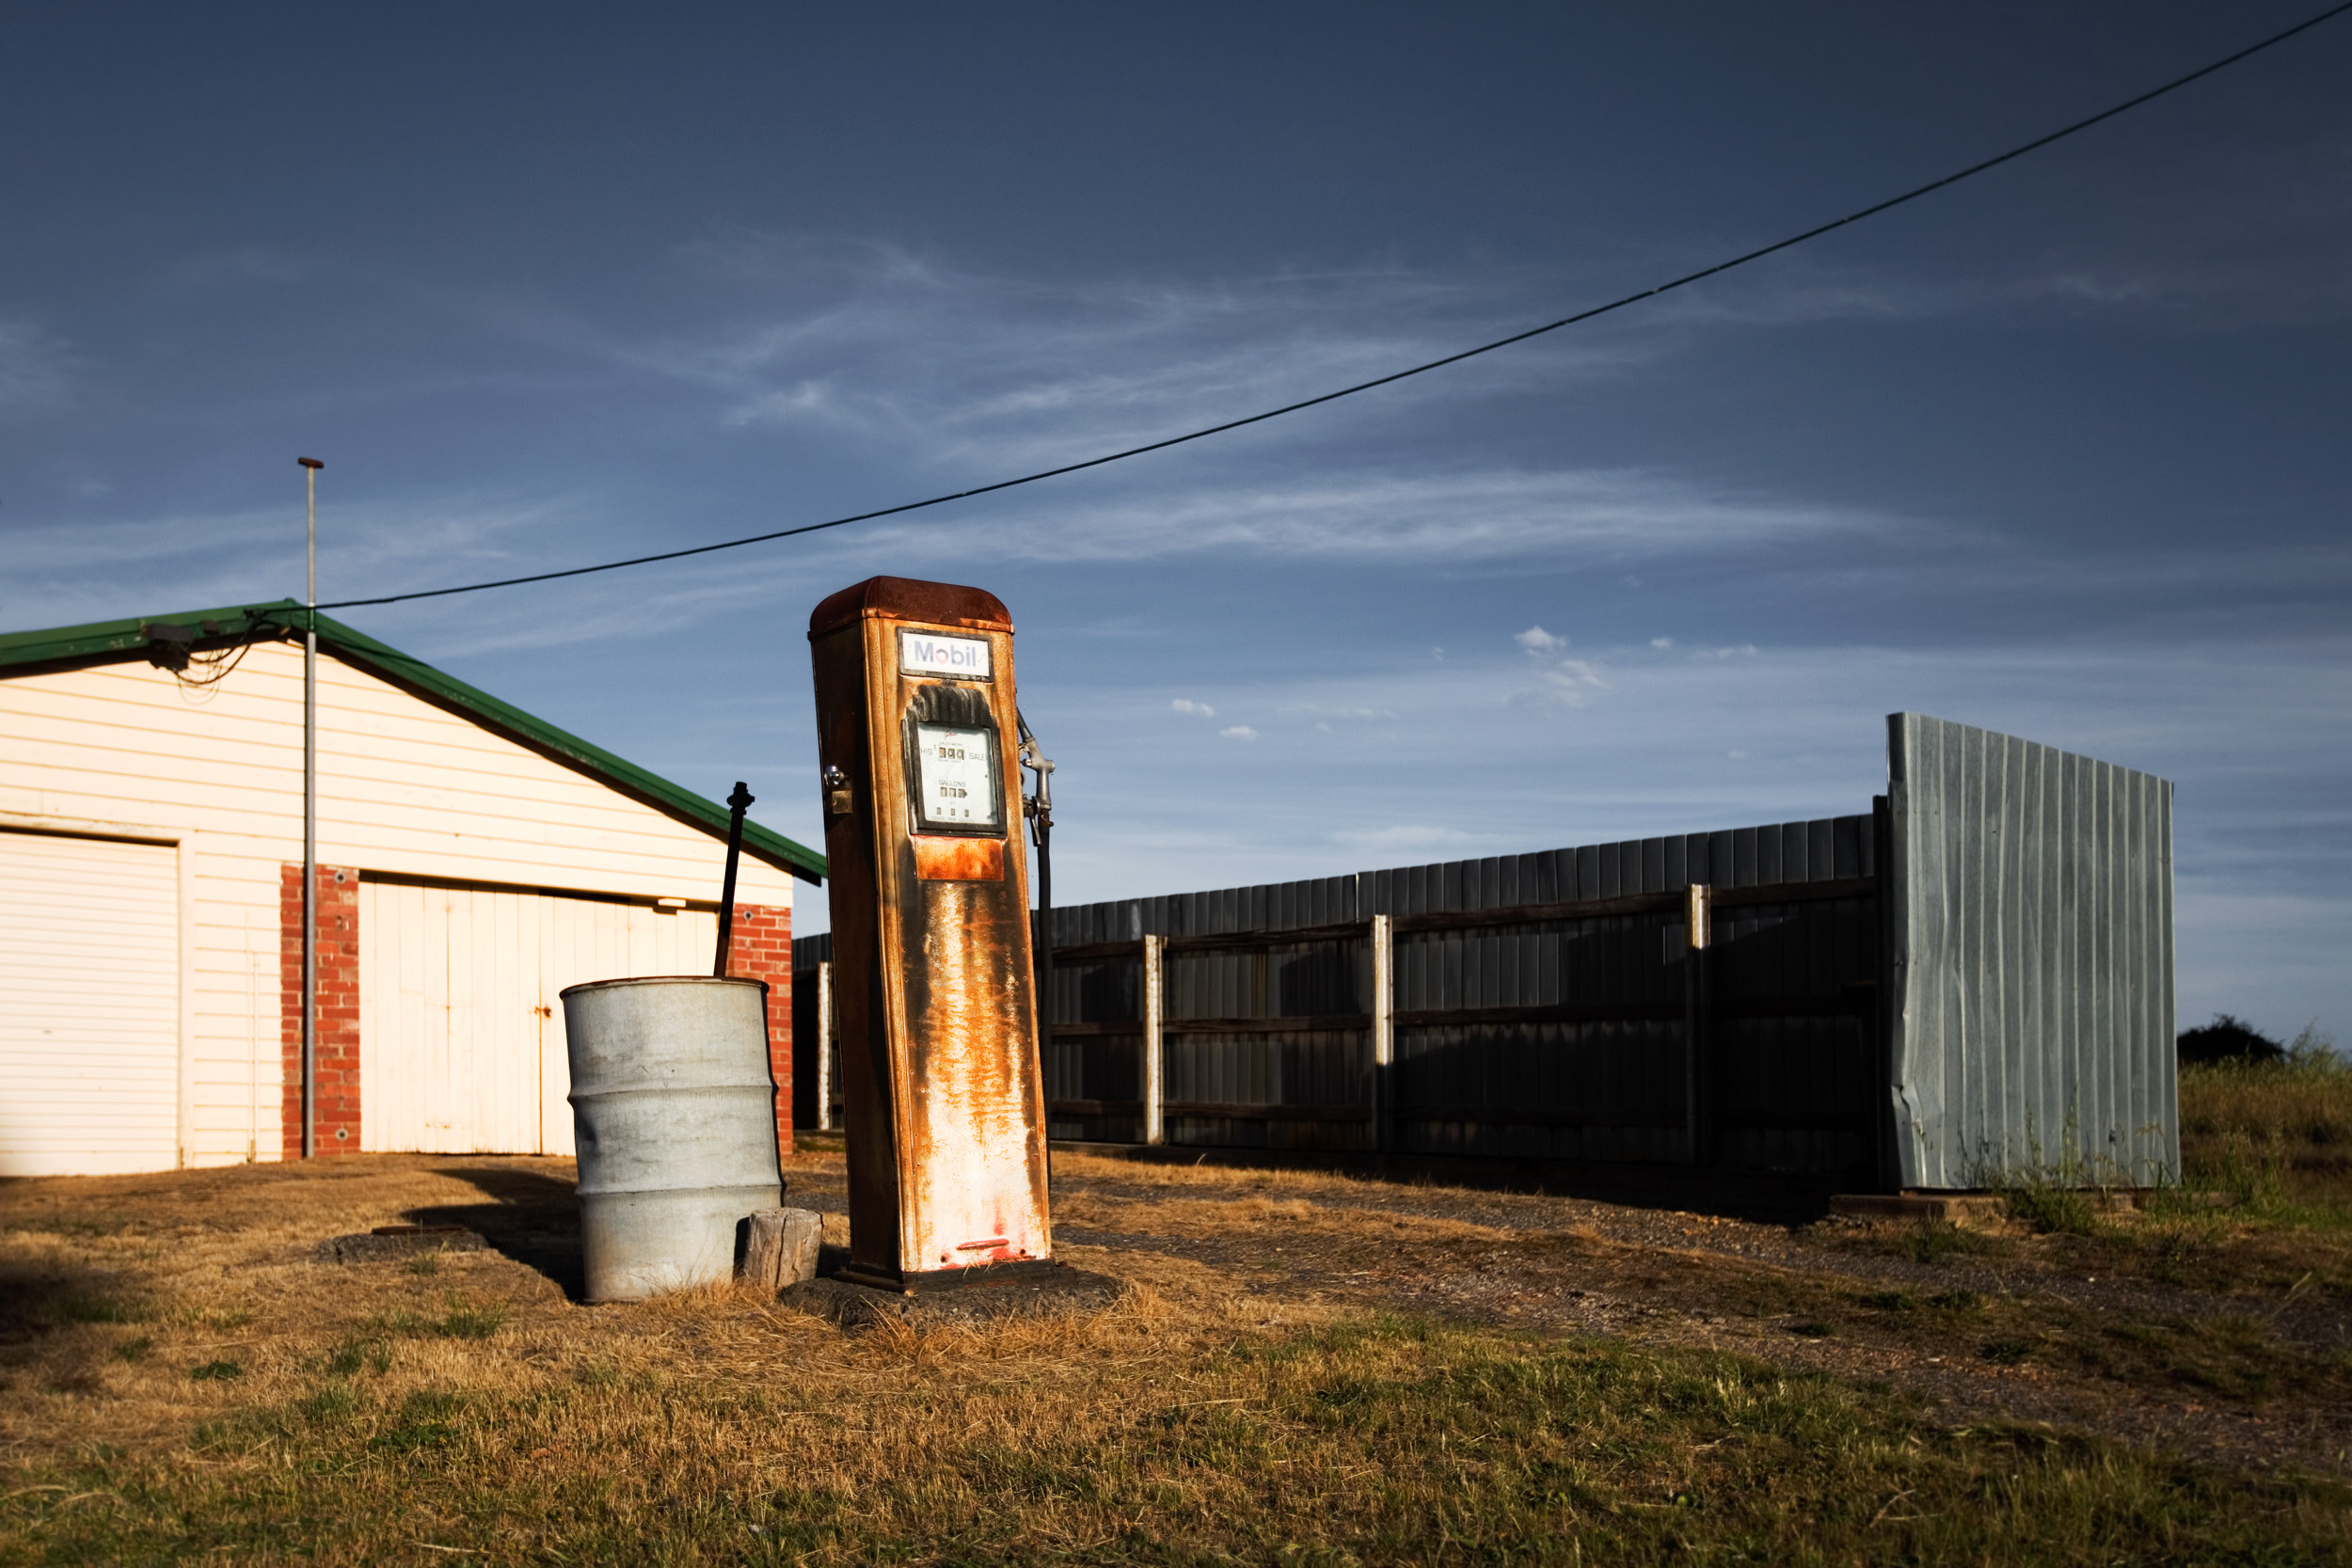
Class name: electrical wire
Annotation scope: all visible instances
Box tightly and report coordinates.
[313,1,2352,613]
[174,636,261,689]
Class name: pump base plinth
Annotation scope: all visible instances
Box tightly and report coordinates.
[834,1257,1065,1294]
[783,1260,1119,1326]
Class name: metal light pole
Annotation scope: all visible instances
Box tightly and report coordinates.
[297,456,323,1160]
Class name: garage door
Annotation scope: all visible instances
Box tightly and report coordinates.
[358,880,719,1155]
[0,831,180,1176]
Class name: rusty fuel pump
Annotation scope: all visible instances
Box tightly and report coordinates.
[808,577,1052,1289]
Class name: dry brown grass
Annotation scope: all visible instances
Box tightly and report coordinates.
[2181,1059,2352,1216]
[5,1155,2351,1563]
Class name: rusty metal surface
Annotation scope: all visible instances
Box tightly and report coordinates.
[913,835,1005,881]
[809,577,1050,1284]
[807,576,1013,640]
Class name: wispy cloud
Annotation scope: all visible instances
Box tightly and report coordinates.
[1333,823,1490,851]
[851,466,1897,565]
[164,246,318,291]
[0,317,77,418]
[0,490,581,637]
[1279,703,1397,721]
[471,236,1650,466]
[1509,657,1611,711]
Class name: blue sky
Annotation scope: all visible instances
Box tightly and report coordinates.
[4,4,2347,1043]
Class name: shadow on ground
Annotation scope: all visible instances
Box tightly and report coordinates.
[407,1165,585,1301]
[1052,1146,1852,1227]
[0,1253,148,1393]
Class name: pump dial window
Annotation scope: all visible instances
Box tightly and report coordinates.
[914,723,1001,831]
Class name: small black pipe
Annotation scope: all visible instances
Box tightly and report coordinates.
[715,781,754,977]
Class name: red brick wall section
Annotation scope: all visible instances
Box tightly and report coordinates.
[725,901,794,1157]
[281,863,362,1159]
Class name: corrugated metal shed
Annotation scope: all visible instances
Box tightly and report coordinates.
[1886,714,2177,1187]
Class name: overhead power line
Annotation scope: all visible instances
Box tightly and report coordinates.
[314,2,2352,613]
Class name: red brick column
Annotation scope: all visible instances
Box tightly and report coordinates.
[724,901,794,1157]
[281,863,362,1159]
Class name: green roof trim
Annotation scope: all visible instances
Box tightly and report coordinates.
[0,600,826,884]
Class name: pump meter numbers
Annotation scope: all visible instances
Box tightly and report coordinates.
[914,723,1002,831]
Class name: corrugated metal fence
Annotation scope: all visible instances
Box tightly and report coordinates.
[1888,714,2177,1187]
[795,713,2177,1189]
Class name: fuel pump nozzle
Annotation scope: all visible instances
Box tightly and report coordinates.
[1016,712,1056,1037]
[1015,712,1054,832]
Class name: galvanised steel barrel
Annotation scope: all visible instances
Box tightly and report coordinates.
[559,976,781,1302]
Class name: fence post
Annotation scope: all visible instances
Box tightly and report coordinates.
[1141,934,1165,1145]
[815,960,834,1132]
[1371,913,1394,1154]
[1683,885,1711,1165]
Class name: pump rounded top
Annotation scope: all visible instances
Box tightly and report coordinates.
[808,576,1012,641]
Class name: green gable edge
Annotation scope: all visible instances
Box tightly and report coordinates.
[0,600,826,884]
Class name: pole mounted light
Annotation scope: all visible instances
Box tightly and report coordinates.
[296,457,323,1160]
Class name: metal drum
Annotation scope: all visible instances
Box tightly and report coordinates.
[559,975,781,1302]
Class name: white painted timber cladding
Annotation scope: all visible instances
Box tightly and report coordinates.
[0,831,180,1176]
[0,640,793,1170]
[358,880,722,1155]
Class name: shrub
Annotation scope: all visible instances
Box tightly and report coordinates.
[2179,1014,2285,1067]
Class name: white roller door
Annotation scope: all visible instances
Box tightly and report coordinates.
[358,880,718,1154]
[0,831,180,1176]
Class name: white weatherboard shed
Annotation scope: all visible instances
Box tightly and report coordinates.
[0,603,823,1177]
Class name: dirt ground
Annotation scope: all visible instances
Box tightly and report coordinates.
[5,1144,2343,1483]
[1037,1150,2352,1476]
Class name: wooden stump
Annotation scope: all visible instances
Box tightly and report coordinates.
[737,1208,823,1291]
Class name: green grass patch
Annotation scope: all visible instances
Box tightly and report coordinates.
[175,1306,253,1331]
[8,1316,2349,1564]
[56,1292,148,1325]
[1899,1221,1988,1263]
[366,1295,506,1341]
[13,1212,139,1240]
[434,1301,505,1340]
[297,1383,365,1427]
[370,1389,468,1453]
[2002,1181,2101,1237]
[322,1336,395,1377]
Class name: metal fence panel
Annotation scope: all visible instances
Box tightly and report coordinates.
[1014,816,1880,1171]
[1887,713,2177,1187]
